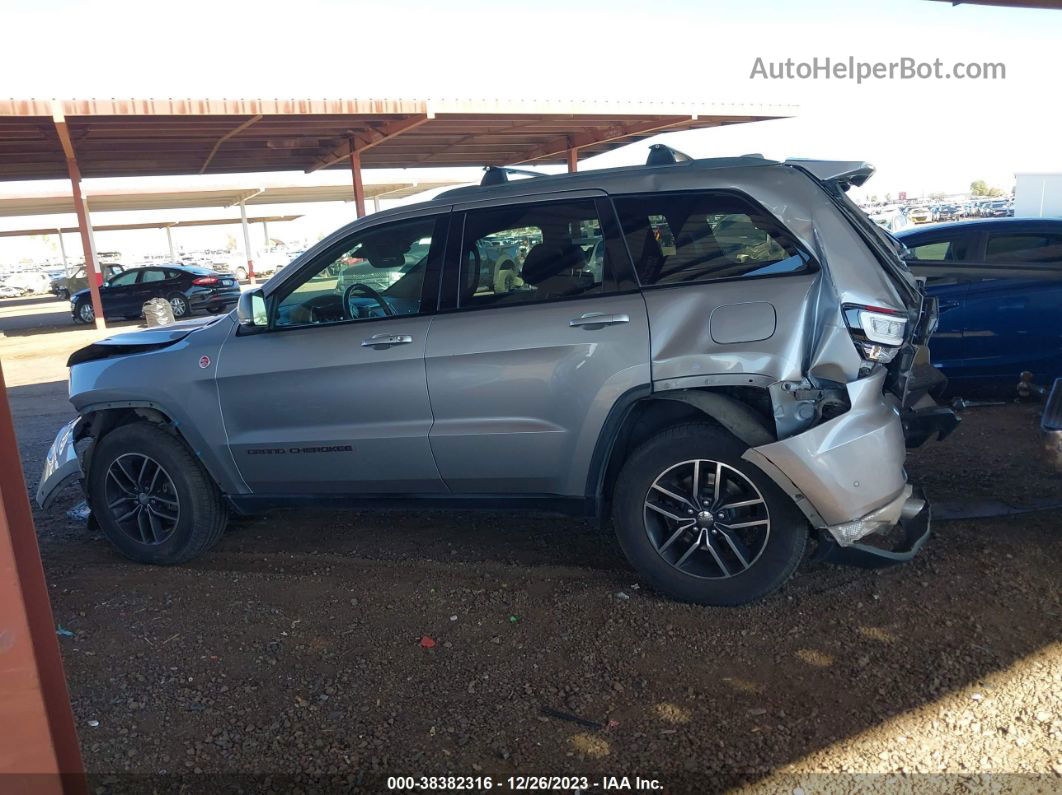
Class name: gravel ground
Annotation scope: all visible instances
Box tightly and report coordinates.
[3,297,1061,793]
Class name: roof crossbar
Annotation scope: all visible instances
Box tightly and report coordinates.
[481,166,547,186]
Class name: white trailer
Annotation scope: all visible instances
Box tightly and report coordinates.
[1015,173,1062,218]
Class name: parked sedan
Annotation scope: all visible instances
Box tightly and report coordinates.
[898,218,1062,390]
[71,265,240,324]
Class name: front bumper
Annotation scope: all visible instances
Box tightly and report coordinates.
[37,417,84,508]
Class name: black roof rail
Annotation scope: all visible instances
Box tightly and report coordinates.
[481,166,547,186]
[646,144,693,166]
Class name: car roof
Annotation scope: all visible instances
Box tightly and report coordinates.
[433,155,782,203]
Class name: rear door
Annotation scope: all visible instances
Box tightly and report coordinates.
[961,227,1062,380]
[424,193,650,496]
[134,268,176,307]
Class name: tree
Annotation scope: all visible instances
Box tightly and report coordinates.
[987,187,1005,197]
[970,180,989,196]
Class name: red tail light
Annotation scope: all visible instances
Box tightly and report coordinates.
[192,276,219,285]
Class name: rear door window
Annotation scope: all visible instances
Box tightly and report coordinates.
[455,198,629,308]
[985,233,1062,264]
[138,269,167,283]
[612,192,811,286]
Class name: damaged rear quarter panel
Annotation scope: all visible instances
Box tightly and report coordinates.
[643,164,909,405]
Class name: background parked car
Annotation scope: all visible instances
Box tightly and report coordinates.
[333,237,433,297]
[4,270,52,295]
[899,217,1062,390]
[71,265,240,324]
[908,206,934,224]
[51,263,126,300]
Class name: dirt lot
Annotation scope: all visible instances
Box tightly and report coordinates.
[3,295,1061,793]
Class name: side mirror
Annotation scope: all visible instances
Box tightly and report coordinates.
[236,288,268,329]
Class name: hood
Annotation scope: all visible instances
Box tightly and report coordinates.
[67,315,224,367]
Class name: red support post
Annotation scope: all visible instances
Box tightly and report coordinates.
[350,144,366,218]
[66,160,106,329]
[566,147,579,173]
[0,361,87,794]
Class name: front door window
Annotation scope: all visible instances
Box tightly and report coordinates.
[273,216,438,328]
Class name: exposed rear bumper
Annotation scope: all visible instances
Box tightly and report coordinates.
[745,369,908,528]
[901,404,961,447]
[813,488,931,568]
[1041,377,1062,472]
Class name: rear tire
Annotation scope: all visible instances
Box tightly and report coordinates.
[612,423,807,606]
[87,422,228,565]
[168,293,190,318]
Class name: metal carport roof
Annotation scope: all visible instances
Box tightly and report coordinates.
[0,98,794,181]
[0,182,457,218]
[0,214,302,238]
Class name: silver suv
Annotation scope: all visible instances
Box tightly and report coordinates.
[38,148,950,606]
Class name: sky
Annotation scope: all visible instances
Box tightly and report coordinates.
[2,0,1061,263]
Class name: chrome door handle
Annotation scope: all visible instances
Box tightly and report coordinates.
[569,312,630,328]
[361,333,413,348]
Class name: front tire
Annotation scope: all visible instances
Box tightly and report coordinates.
[76,300,95,324]
[612,423,807,606]
[87,422,228,565]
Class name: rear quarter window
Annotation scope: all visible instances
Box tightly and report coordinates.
[612,191,811,286]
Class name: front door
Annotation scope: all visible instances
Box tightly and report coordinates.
[100,269,142,317]
[215,212,448,495]
[425,195,650,496]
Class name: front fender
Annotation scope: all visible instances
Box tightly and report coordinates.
[68,317,248,495]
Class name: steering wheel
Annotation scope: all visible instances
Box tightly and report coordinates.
[343,282,395,319]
